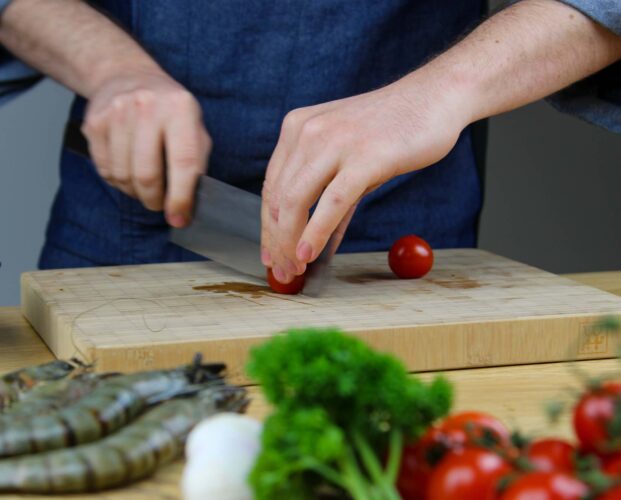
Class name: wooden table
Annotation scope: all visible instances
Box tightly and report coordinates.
[1,271,620,499]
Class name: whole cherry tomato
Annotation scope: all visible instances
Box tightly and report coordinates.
[266,268,305,294]
[438,411,512,448]
[573,382,621,455]
[397,436,438,500]
[398,412,512,499]
[603,454,621,476]
[388,235,434,279]
[599,485,621,500]
[525,438,575,473]
[500,472,589,500]
[427,448,513,500]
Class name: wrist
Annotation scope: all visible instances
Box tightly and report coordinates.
[80,56,165,98]
[395,56,485,130]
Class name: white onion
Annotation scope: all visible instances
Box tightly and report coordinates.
[181,413,263,500]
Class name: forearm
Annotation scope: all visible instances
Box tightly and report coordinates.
[400,0,621,125]
[0,0,163,98]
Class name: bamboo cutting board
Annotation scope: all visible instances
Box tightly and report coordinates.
[20,250,621,382]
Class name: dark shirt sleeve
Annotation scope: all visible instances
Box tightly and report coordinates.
[546,0,621,132]
[0,0,42,106]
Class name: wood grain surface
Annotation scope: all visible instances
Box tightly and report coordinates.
[1,270,619,499]
[21,250,621,382]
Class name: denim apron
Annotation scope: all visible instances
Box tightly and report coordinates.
[40,0,484,269]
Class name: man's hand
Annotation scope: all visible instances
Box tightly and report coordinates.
[0,0,211,227]
[261,78,468,283]
[262,0,621,284]
[83,71,210,227]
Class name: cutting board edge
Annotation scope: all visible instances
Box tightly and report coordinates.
[39,313,618,384]
[21,274,97,363]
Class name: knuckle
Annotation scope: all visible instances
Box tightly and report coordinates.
[281,191,298,211]
[327,183,349,207]
[134,168,161,188]
[300,117,326,140]
[172,150,201,171]
[170,89,196,108]
[282,109,305,131]
[133,89,156,108]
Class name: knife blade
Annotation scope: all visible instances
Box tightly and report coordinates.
[170,176,333,296]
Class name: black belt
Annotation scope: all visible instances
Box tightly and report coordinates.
[63,121,90,159]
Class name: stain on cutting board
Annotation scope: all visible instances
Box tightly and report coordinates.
[193,282,271,299]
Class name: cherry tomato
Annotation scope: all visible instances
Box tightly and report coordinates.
[398,412,512,499]
[388,235,434,279]
[397,427,450,500]
[427,448,513,500]
[603,454,621,477]
[599,485,621,500]
[266,268,305,294]
[525,439,575,473]
[438,412,511,449]
[573,382,621,456]
[500,472,589,500]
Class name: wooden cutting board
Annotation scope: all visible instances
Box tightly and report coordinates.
[20,249,621,383]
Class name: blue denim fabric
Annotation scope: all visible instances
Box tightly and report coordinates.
[39,0,486,268]
[547,0,621,132]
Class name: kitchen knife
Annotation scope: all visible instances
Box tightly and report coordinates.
[171,176,333,297]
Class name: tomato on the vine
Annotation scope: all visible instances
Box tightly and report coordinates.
[388,235,433,279]
[500,471,589,500]
[266,268,305,294]
[397,412,512,500]
[573,382,621,455]
[525,438,575,473]
[599,485,621,500]
[397,436,439,500]
[438,411,511,449]
[427,448,513,500]
[603,453,621,476]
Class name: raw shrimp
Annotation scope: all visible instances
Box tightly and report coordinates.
[0,384,248,493]
[0,359,225,457]
[3,372,112,418]
[0,359,83,411]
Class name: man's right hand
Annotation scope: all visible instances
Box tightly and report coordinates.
[82,71,211,227]
[0,0,211,228]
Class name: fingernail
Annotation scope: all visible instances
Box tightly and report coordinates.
[167,214,187,228]
[261,248,272,266]
[296,241,313,263]
[283,258,298,275]
[273,266,287,283]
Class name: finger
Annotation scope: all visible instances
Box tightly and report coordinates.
[274,151,337,269]
[260,111,305,267]
[131,101,165,211]
[298,169,368,263]
[164,115,209,227]
[82,115,111,181]
[108,99,136,197]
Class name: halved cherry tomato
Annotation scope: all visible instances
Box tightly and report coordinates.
[573,382,621,455]
[427,448,513,500]
[266,268,305,294]
[525,438,575,473]
[500,471,589,500]
[388,235,433,279]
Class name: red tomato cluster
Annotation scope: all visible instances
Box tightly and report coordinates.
[397,383,621,500]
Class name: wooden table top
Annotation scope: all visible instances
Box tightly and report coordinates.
[0,271,620,499]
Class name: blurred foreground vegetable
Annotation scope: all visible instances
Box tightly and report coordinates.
[246,328,452,500]
[182,413,262,500]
